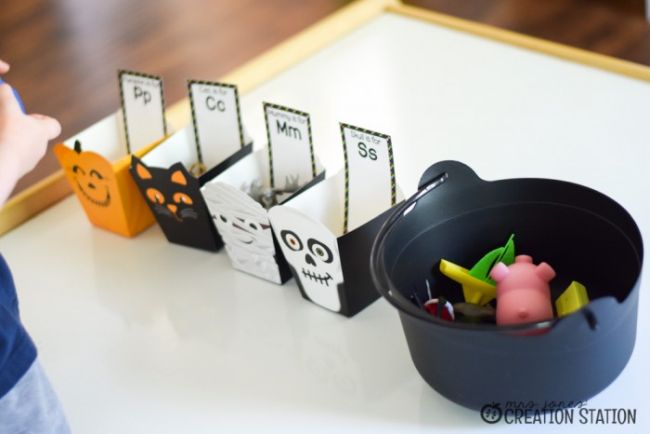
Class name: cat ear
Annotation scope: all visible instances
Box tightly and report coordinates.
[171,169,188,186]
[135,160,152,180]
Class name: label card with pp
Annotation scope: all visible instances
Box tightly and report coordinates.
[341,123,396,233]
[119,70,166,153]
[189,81,245,167]
[264,102,316,191]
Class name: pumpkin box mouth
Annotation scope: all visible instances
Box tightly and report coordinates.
[54,111,169,238]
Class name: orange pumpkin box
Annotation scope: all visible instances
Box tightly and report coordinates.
[54,113,168,237]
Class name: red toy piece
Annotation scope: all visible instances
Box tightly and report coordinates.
[424,298,455,321]
[490,255,555,326]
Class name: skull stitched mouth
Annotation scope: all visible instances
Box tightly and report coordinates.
[75,179,111,207]
[301,269,333,286]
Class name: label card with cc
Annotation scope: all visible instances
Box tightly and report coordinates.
[263,102,316,190]
[119,70,167,154]
[188,80,245,168]
[340,123,396,233]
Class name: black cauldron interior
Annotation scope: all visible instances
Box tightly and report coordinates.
[371,160,643,409]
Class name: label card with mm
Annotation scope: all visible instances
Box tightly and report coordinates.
[341,123,396,233]
[119,70,167,153]
[188,81,245,168]
[264,103,316,190]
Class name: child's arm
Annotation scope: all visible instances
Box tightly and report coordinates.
[0,59,61,207]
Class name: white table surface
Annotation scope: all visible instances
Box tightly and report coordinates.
[2,11,649,433]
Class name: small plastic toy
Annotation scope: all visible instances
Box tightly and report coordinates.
[555,281,589,318]
[439,259,496,305]
[453,302,496,324]
[421,280,454,320]
[490,255,555,325]
[438,234,515,305]
[424,297,454,321]
[0,78,26,113]
[468,234,515,284]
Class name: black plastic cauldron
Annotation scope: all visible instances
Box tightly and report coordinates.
[370,161,643,410]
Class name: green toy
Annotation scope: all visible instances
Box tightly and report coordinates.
[438,234,516,306]
[469,234,515,285]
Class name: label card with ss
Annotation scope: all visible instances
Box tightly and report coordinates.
[340,123,396,233]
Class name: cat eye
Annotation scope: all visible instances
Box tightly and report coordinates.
[308,239,333,263]
[173,192,193,205]
[146,188,165,204]
[281,230,303,251]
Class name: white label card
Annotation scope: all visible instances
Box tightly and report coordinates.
[119,70,166,153]
[341,123,396,233]
[189,81,244,168]
[264,103,316,190]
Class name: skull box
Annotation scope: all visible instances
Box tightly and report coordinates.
[268,171,403,317]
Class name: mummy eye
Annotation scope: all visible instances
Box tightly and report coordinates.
[281,230,303,251]
[308,239,333,263]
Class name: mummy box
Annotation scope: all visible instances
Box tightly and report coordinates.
[54,71,169,237]
[130,81,253,251]
[201,103,325,284]
[268,124,402,317]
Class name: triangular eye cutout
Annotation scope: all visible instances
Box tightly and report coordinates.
[136,161,152,180]
[171,169,187,186]
[74,140,82,153]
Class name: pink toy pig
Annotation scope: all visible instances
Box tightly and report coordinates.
[490,255,555,326]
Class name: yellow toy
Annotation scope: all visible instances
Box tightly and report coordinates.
[439,259,496,306]
[555,281,589,317]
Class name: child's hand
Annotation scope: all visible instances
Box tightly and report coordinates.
[0,60,61,206]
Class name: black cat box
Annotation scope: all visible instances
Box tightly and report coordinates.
[130,126,253,251]
[201,148,325,284]
[370,161,644,410]
[268,171,404,317]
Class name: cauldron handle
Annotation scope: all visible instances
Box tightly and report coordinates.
[418,160,483,191]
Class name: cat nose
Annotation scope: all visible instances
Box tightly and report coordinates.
[167,204,178,214]
[305,253,316,266]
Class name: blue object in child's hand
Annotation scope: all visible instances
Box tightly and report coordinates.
[0,78,26,113]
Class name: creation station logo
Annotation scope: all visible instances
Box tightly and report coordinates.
[480,401,637,425]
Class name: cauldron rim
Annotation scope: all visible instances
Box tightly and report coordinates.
[370,161,644,333]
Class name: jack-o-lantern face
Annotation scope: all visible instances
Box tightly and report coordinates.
[54,140,117,212]
[54,139,156,238]
[71,161,111,207]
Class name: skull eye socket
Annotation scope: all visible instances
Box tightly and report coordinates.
[307,239,333,263]
[281,230,303,251]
